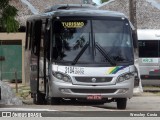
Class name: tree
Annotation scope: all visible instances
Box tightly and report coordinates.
[0,0,19,32]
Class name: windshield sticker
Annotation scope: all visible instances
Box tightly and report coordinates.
[62,22,84,28]
[65,66,84,75]
[106,66,126,74]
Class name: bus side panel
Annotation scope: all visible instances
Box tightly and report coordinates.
[138,38,160,79]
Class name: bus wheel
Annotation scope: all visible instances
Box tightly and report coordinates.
[116,98,127,109]
[50,97,62,105]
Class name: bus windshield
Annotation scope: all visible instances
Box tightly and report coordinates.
[52,17,133,66]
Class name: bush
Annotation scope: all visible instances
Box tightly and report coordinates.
[0,0,19,32]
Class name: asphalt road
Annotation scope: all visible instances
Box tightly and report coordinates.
[0,93,160,118]
[1,92,160,112]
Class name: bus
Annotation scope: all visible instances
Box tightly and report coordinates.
[138,29,160,80]
[25,4,138,109]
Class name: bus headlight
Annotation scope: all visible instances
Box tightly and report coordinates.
[56,73,63,79]
[52,71,72,83]
[117,73,132,83]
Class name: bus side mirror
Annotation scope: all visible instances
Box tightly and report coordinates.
[132,30,138,48]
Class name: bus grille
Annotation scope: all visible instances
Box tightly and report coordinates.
[71,89,117,94]
[74,77,112,83]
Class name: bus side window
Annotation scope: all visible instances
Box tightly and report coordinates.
[25,22,29,50]
[40,23,45,57]
[25,22,32,50]
[45,19,51,60]
[31,20,42,56]
[29,22,33,50]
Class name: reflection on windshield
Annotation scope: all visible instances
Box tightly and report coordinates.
[93,20,133,63]
[72,41,89,65]
[52,20,93,63]
[52,18,134,65]
[95,42,116,66]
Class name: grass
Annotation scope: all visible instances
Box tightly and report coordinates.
[154,92,160,96]
[143,86,160,90]
[12,85,31,100]
[142,86,160,96]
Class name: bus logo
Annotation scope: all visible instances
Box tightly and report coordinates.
[91,78,96,83]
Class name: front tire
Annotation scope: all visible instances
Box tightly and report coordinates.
[116,98,127,109]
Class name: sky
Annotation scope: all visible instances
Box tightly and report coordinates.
[92,0,101,5]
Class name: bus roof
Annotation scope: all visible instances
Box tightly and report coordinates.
[27,8,127,21]
[137,29,160,40]
[44,4,97,12]
[51,9,126,17]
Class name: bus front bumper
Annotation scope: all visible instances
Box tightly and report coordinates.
[49,79,134,99]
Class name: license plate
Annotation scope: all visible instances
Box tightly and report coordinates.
[87,95,102,100]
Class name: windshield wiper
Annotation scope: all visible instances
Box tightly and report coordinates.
[72,41,89,65]
[112,55,125,62]
[95,42,116,66]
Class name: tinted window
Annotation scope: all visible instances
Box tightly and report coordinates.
[93,20,133,62]
[138,40,158,57]
[31,20,42,56]
[52,20,92,62]
[52,18,133,65]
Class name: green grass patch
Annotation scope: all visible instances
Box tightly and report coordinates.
[143,86,160,89]
[154,92,160,96]
[12,85,31,100]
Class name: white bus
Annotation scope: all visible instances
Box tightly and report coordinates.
[25,4,138,109]
[138,29,160,80]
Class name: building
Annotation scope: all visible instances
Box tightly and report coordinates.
[98,0,160,29]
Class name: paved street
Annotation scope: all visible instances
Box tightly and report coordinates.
[0,93,160,118]
[1,83,160,118]
[1,92,160,111]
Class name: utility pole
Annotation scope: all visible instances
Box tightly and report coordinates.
[129,0,138,49]
[129,0,137,30]
[129,0,140,88]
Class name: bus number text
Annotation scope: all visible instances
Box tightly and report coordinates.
[142,58,153,63]
[65,67,84,75]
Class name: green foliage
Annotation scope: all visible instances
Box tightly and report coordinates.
[101,0,109,3]
[0,0,19,32]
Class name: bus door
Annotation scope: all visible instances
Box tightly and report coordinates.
[30,20,47,104]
